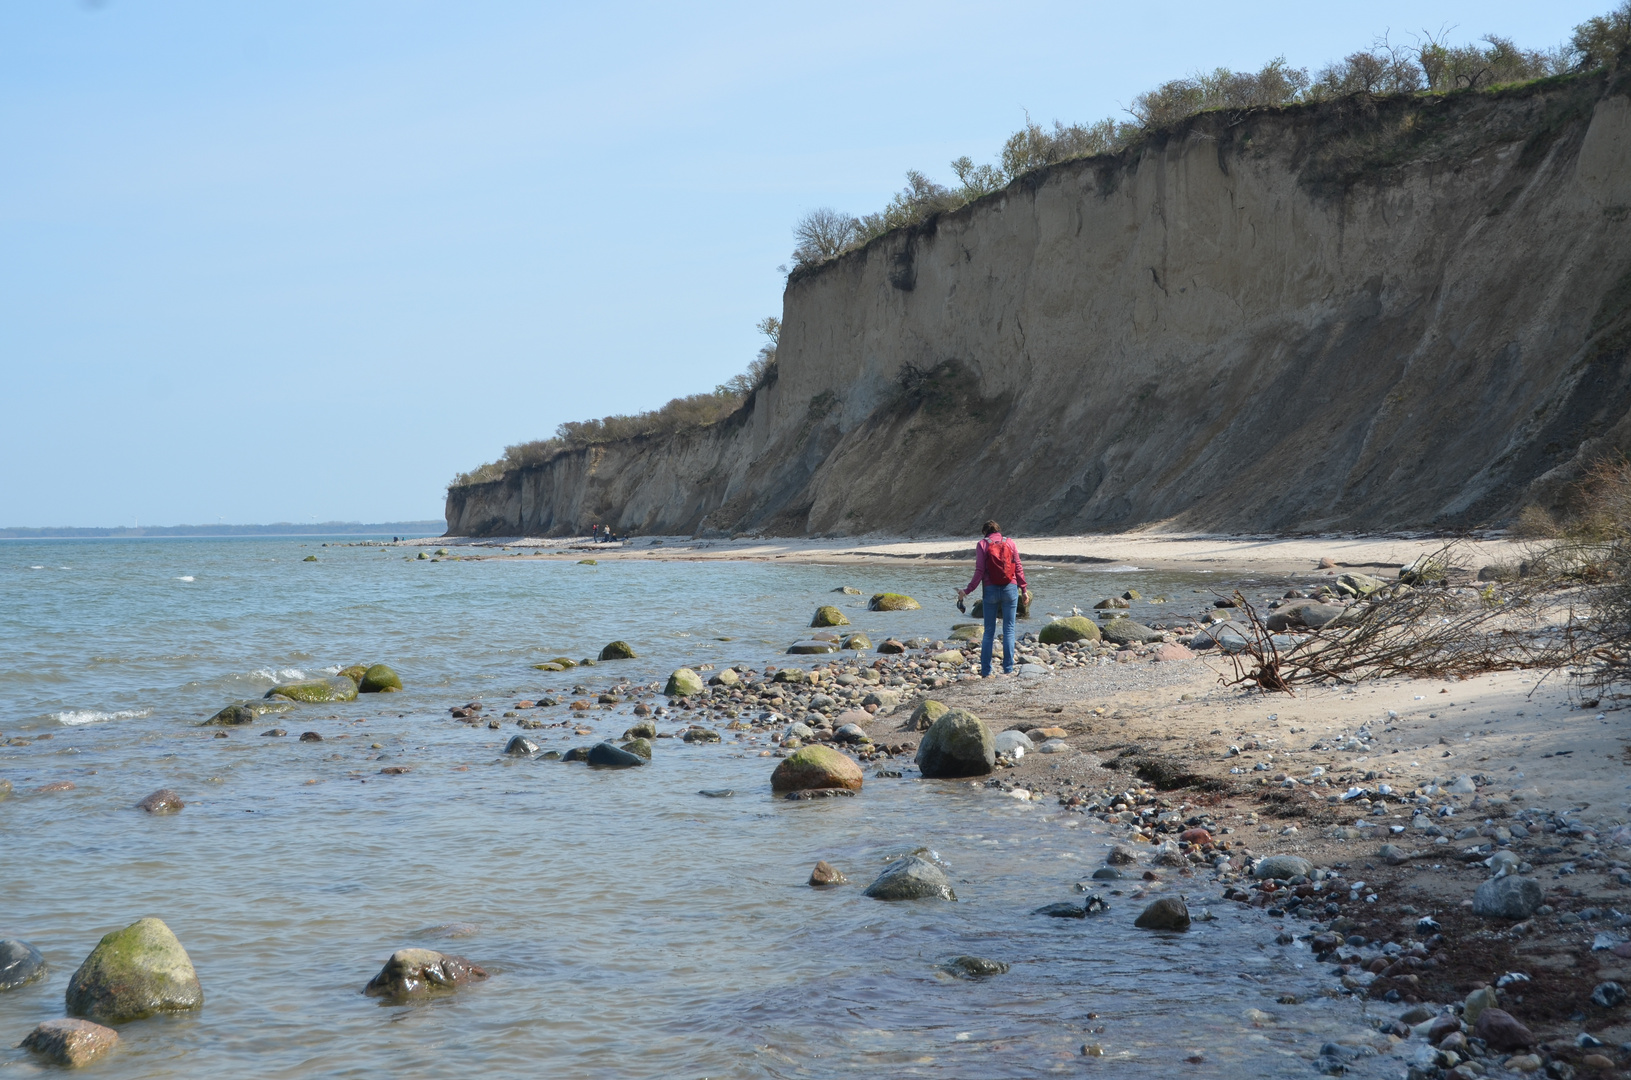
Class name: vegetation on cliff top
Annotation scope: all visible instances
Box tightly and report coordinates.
[449,4,1631,492]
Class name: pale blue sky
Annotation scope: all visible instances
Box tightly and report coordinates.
[0,0,1608,527]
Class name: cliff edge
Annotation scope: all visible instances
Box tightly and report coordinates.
[447,72,1631,538]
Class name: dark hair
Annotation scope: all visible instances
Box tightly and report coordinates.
[982,519,1000,536]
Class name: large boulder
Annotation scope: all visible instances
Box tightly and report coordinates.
[65,918,203,1023]
[587,742,646,768]
[862,856,956,900]
[358,664,402,693]
[1100,619,1164,645]
[916,709,995,778]
[1039,616,1100,644]
[1474,1008,1535,1051]
[771,746,863,792]
[1133,897,1191,930]
[906,699,949,731]
[868,593,920,611]
[264,676,358,703]
[810,605,850,627]
[620,737,653,760]
[0,938,47,991]
[363,949,488,999]
[664,668,704,697]
[504,735,538,756]
[1472,875,1544,919]
[841,632,872,650]
[599,640,637,660]
[20,1019,119,1067]
[1253,855,1314,880]
[1266,601,1345,632]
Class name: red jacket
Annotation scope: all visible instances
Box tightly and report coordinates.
[965,533,1027,593]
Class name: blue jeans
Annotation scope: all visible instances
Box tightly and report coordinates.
[981,583,1019,675]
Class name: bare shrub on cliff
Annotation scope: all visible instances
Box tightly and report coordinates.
[1417,32,1563,92]
[853,170,962,244]
[1130,58,1309,127]
[791,209,859,268]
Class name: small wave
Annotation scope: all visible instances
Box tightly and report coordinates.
[176,575,194,582]
[250,667,306,683]
[51,707,153,726]
[29,565,44,570]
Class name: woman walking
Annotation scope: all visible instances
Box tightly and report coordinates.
[956,520,1030,676]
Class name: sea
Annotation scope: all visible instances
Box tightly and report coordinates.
[0,537,1389,1078]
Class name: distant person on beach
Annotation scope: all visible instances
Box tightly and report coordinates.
[956,520,1030,676]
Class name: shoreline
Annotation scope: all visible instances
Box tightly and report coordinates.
[390,531,1525,575]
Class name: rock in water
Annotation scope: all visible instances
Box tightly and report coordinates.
[620,737,653,760]
[358,664,402,693]
[862,856,955,901]
[363,949,488,999]
[1472,875,1543,920]
[20,1019,119,1067]
[1038,616,1100,644]
[504,735,538,756]
[264,676,358,703]
[0,938,47,991]
[842,633,872,650]
[915,709,995,778]
[1034,902,1087,918]
[136,789,185,813]
[809,860,847,886]
[1100,619,1164,645]
[868,593,920,611]
[811,605,850,627]
[586,742,646,768]
[664,668,704,697]
[0,778,10,799]
[1473,1008,1535,1050]
[1133,897,1191,930]
[946,955,1009,977]
[787,640,840,654]
[562,746,593,762]
[1253,855,1314,880]
[906,699,949,731]
[202,703,255,726]
[65,917,203,1023]
[622,720,657,740]
[599,640,637,660]
[771,746,863,792]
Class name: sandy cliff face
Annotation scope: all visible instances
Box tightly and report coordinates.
[447,72,1631,538]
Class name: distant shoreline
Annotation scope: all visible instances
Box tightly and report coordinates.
[0,521,444,540]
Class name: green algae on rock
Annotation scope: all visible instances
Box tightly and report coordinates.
[916,709,995,778]
[358,664,402,693]
[907,699,949,731]
[1039,616,1100,644]
[664,668,704,697]
[65,918,203,1024]
[868,593,920,611]
[770,745,863,792]
[810,605,850,627]
[264,676,359,703]
[841,632,872,650]
[202,700,295,726]
[598,641,636,661]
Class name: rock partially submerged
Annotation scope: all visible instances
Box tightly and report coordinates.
[810,605,850,627]
[136,789,185,813]
[599,640,637,660]
[65,917,203,1024]
[264,676,358,703]
[0,938,47,991]
[358,664,402,693]
[363,948,488,999]
[868,593,920,611]
[809,860,847,886]
[862,856,955,901]
[1133,897,1190,930]
[771,746,863,792]
[586,742,646,768]
[916,709,995,778]
[20,1019,119,1067]
[202,700,294,726]
[504,735,538,756]
[945,955,1009,977]
[664,668,704,698]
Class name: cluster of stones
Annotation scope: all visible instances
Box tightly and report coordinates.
[6,918,488,1067]
[201,662,404,728]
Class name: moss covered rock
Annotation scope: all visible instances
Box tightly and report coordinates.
[264,676,358,703]
[19,1019,118,1067]
[841,632,872,650]
[1101,619,1164,645]
[907,699,949,731]
[770,745,864,792]
[916,709,995,778]
[868,593,920,611]
[622,720,657,740]
[599,641,636,661]
[337,664,369,684]
[708,668,740,686]
[810,605,850,627]
[65,918,203,1024]
[359,664,402,693]
[971,593,1032,618]
[948,624,980,641]
[202,700,294,726]
[620,737,653,760]
[665,668,704,697]
[1039,616,1101,644]
[773,668,808,684]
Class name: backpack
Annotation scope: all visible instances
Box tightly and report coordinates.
[984,537,1018,587]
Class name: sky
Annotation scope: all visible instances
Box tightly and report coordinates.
[0,0,1611,527]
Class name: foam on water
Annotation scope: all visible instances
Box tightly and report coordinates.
[50,706,153,726]
[176,575,195,582]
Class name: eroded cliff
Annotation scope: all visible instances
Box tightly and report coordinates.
[447,71,1631,538]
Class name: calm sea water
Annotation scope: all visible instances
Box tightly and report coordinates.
[0,538,1381,1078]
